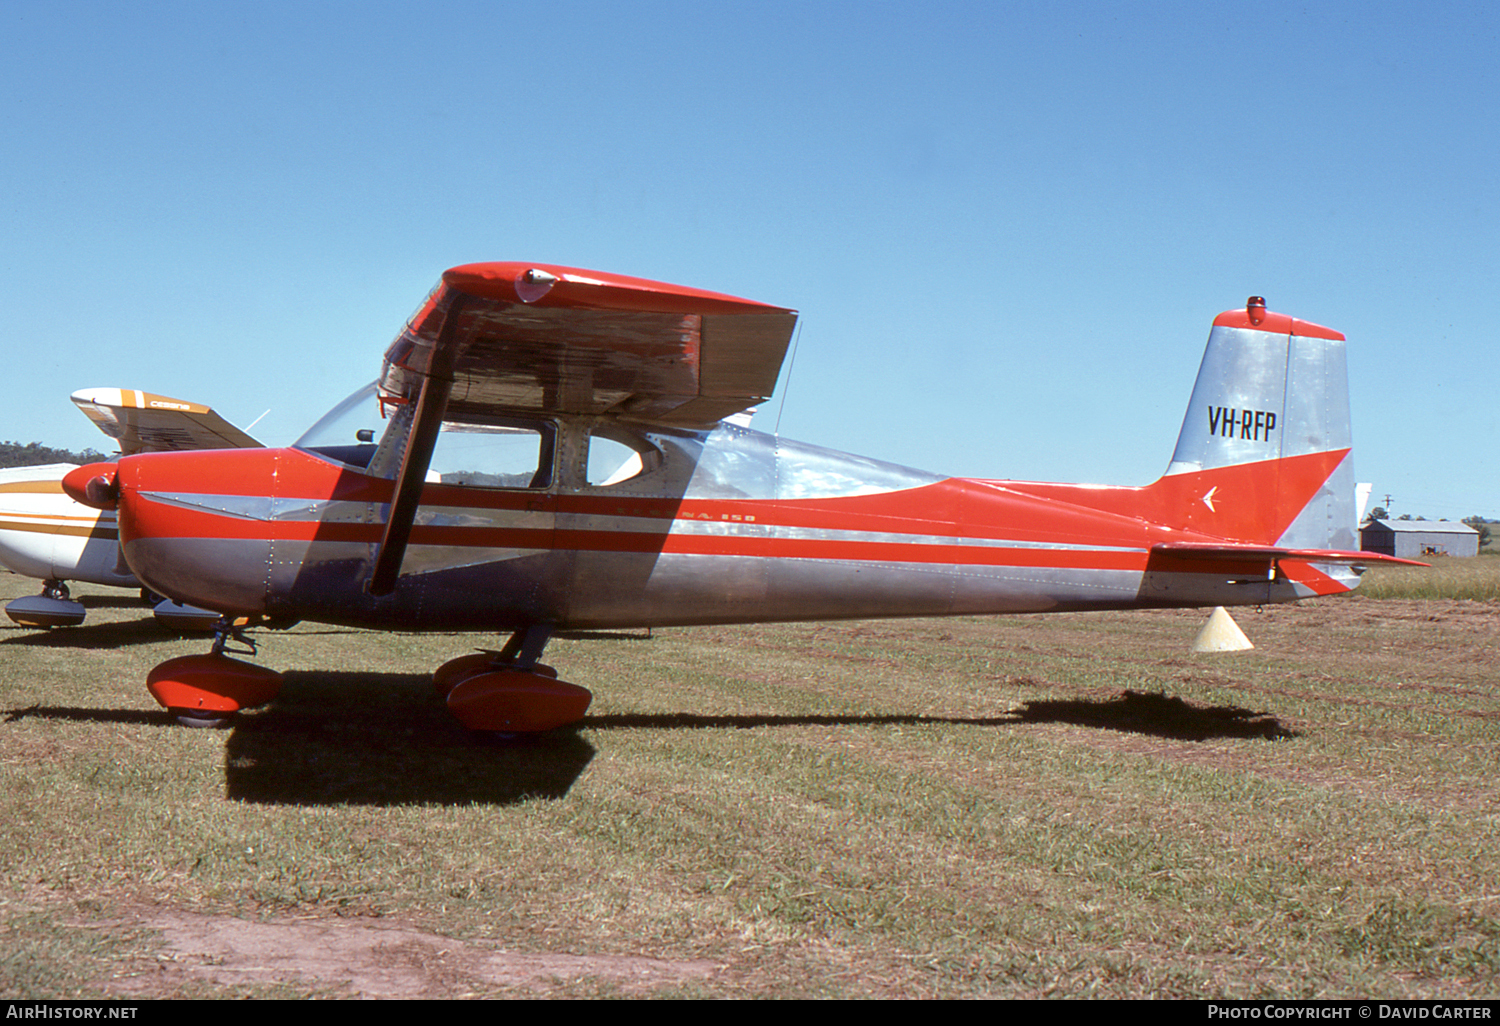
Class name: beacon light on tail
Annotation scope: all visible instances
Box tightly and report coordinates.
[80,264,1420,735]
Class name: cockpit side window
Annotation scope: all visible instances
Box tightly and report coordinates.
[429,417,556,489]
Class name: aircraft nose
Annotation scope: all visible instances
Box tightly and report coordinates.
[113,449,279,617]
[62,462,120,510]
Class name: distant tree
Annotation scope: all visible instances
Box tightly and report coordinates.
[1463,516,1493,548]
[1367,506,1388,521]
[0,440,109,470]
[1398,513,1413,520]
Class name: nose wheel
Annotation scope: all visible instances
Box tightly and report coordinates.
[146,618,282,727]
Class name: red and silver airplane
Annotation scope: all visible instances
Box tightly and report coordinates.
[63,262,1412,730]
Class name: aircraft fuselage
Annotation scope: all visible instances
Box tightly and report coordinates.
[115,413,1334,634]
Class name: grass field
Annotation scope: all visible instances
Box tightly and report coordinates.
[1355,554,1500,600]
[1,567,1497,998]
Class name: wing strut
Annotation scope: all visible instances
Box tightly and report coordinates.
[366,295,468,596]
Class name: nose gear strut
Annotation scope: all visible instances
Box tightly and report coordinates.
[145,616,284,728]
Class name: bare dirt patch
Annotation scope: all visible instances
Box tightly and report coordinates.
[105,909,721,998]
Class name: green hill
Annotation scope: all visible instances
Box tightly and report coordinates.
[0,440,109,469]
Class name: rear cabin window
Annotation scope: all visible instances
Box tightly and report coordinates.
[585,429,659,487]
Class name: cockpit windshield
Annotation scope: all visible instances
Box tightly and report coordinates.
[293,383,554,488]
[294,382,388,469]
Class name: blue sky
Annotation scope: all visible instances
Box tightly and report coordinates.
[4,1,1496,518]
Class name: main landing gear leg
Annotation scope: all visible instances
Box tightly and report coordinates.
[146,618,284,728]
[435,626,592,736]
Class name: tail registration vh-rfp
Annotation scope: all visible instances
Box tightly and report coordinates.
[63,265,1414,731]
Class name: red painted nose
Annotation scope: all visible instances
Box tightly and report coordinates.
[62,462,120,510]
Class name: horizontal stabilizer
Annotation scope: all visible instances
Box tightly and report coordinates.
[71,388,262,454]
[1152,542,1428,567]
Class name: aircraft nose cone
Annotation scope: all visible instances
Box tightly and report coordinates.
[62,462,120,510]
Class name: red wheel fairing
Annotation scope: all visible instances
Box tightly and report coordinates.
[146,653,283,718]
[445,670,589,733]
[433,653,557,698]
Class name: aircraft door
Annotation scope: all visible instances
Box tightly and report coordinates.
[400,415,566,627]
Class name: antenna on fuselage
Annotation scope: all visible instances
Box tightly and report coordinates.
[773,316,805,436]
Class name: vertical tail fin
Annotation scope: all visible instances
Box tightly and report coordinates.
[993,298,1398,603]
[1161,297,1356,552]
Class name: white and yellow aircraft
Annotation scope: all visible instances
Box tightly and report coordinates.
[0,389,259,627]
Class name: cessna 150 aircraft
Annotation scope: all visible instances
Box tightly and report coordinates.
[0,389,260,628]
[63,262,1412,731]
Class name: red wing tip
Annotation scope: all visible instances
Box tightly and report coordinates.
[441,262,793,315]
[1212,307,1344,341]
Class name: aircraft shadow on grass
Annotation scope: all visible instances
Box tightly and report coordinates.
[1007,689,1297,742]
[0,673,597,806]
[4,704,166,727]
[5,674,1295,806]
[219,671,598,806]
[1,616,372,651]
[0,616,170,650]
[586,689,1295,742]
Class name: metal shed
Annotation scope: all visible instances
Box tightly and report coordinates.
[1360,519,1480,559]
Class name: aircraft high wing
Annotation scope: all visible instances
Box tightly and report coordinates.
[1,390,261,628]
[71,388,262,454]
[67,264,1420,731]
